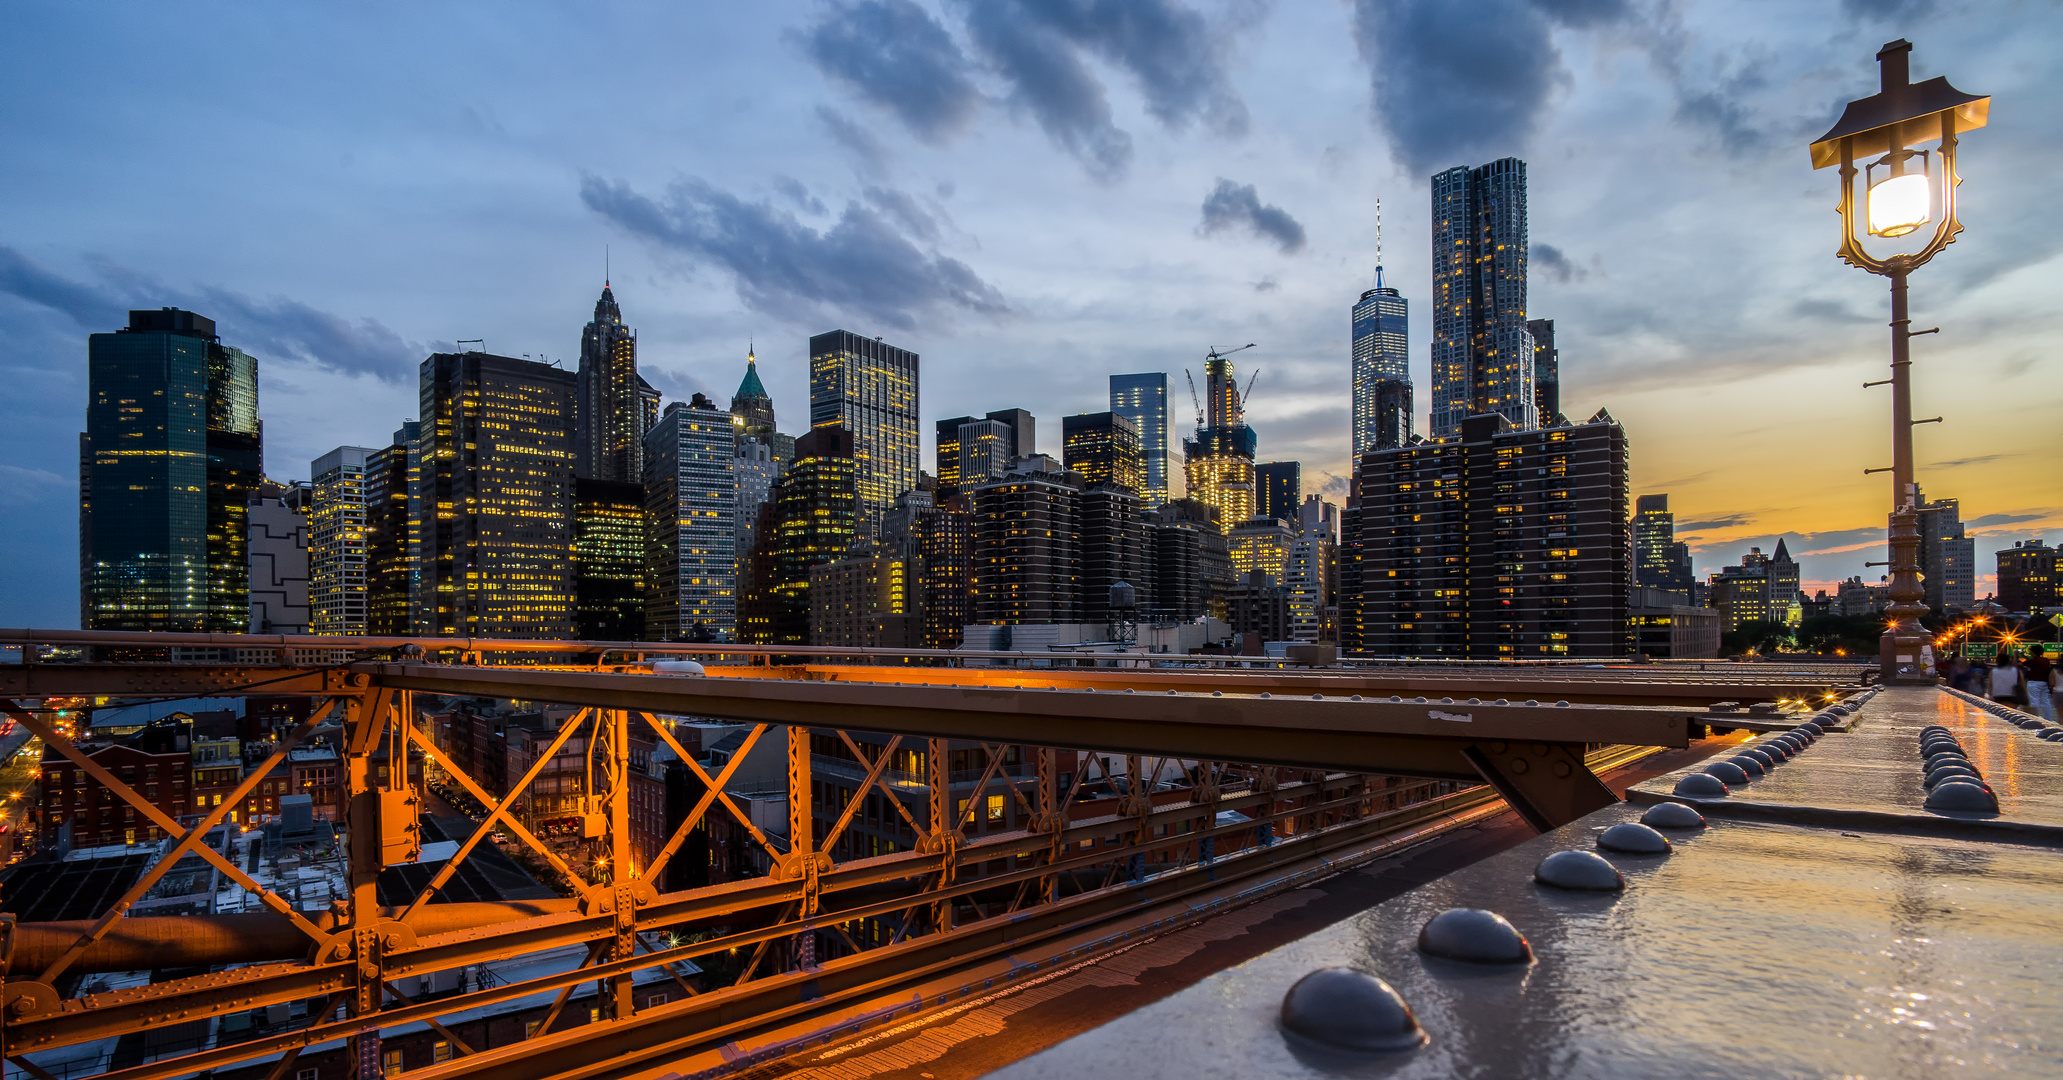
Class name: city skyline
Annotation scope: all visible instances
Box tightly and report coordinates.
[4,4,2060,628]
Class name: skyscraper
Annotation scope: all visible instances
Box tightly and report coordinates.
[1352,279,1410,455]
[574,477,646,641]
[81,308,262,633]
[1109,373,1170,505]
[365,422,419,635]
[576,283,658,483]
[1182,353,1259,528]
[742,425,857,644]
[1061,412,1144,493]
[730,345,776,435]
[1631,494,1694,594]
[969,459,1083,625]
[416,351,578,638]
[1915,488,1976,611]
[1527,318,1560,425]
[1350,411,1629,658]
[1256,461,1301,524]
[810,330,919,539]
[1430,159,1535,439]
[309,446,375,635]
[937,410,1034,494]
[642,395,736,641]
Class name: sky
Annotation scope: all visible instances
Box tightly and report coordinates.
[2,0,2059,629]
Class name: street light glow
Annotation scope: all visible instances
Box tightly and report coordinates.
[1867,171,1931,237]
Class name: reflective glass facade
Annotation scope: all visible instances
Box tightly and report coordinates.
[809,330,918,539]
[82,309,260,633]
[1351,286,1410,453]
[1061,412,1144,494]
[1108,373,1169,505]
[365,422,419,635]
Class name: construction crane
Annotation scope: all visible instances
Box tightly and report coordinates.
[1187,343,1257,428]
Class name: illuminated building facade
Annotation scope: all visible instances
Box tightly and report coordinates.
[1914,487,1976,611]
[365,422,419,635]
[969,458,1083,625]
[730,346,776,435]
[1429,159,1536,439]
[809,543,919,648]
[574,478,646,641]
[1632,494,1694,594]
[1350,410,1629,659]
[309,446,374,635]
[810,331,918,538]
[576,283,659,483]
[1061,412,1144,493]
[936,410,1033,494]
[1708,541,1801,631]
[416,351,578,638]
[81,308,262,633]
[1286,497,1339,642]
[1109,373,1170,505]
[1352,280,1411,454]
[643,395,737,641]
[1182,353,1259,528]
[1229,518,1294,583]
[743,426,856,644]
[1997,540,2058,612]
[1256,461,1300,524]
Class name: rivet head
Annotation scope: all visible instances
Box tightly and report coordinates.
[1279,968,1427,1053]
[1738,748,1775,769]
[1640,802,1706,829]
[1417,908,1533,965]
[1673,773,1729,798]
[1534,849,1625,891]
[1703,761,1749,786]
[1727,754,1765,777]
[1924,779,1999,814]
[1598,822,1672,855]
[1923,767,1981,790]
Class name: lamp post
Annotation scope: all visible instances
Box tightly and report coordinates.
[1809,39,1989,684]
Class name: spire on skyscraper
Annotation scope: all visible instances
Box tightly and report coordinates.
[731,344,776,434]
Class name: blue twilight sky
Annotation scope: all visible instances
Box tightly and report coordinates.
[3,1,2060,628]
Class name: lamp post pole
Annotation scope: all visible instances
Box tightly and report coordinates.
[1881,265,1930,682]
[1809,38,1989,685]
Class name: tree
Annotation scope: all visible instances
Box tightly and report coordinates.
[1794,613,1887,656]
[1722,619,1793,657]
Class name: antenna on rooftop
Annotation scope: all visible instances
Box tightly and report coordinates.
[1374,196,1384,290]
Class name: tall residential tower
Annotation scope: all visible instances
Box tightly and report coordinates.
[576,283,659,482]
[1109,373,1169,505]
[1429,159,1535,439]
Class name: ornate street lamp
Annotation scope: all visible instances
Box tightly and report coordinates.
[1809,39,1988,684]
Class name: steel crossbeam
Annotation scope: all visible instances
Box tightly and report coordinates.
[0,631,1852,1080]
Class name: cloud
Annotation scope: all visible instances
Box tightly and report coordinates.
[960,2,1132,180]
[793,0,982,144]
[1841,0,1936,20]
[0,247,125,328]
[0,246,421,383]
[1534,243,1586,284]
[770,176,827,216]
[863,186,942,243]
[1198,180,1306,254]
[815,107,894,179]
[1927,453,2017,470]
[1349,0,1565,177]
[580,174,1009,332]
[1969,512,2046,528]
[1679,514,1753,531]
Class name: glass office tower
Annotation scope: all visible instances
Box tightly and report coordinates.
[643,396,738,641]
[809,330,919,539]
[1061,411,1145,493]
[1108,373,1169,505]
[1351,280,1410,454]
[82,308,261,633]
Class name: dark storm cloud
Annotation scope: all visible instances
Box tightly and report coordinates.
[580,174,1008,332]
[1349,0,1566,177]
[0,246,125,327]
[1534,243,1586,283]
[960,2,1132,180]
[1198,180,1306,254]
[1532,0,1631,27]
[1841,0,1937,20]
[0,245,419,383]
[792,0,982,144]
[973,0,1249,137]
